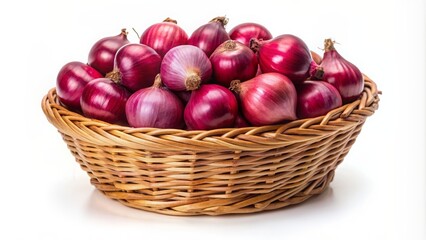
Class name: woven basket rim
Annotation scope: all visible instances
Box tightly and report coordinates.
[41,75,380,151]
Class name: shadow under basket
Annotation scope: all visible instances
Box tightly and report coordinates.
[42,75,380,216]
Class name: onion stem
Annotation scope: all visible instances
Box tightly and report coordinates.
[120,28,128,36]
[106,70,122,84]
[163,17,178,24]
[324,39,336,51]
[249,39,261,53]
[153,74,163,88]
[224,40,237,50]
[210,16,229,26]
[185,73,201,90]
[229,80,242,94]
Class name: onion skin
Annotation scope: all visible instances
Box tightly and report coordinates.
[174,90,191,104]
[251,34,312,84]
[184,84,238,130]
[188,16,230,57]
[231,72,297,126]
[296,80,342,119]
[255,65,262,76]
[310,50,322,65]
[56,61,103,111]
[209,40,258,87]
[126,75,184,129]
[229,22,272,47]
[160,45,212,91]
[320,39,364,103]
[234,113,251,127]
[88,29,129,75]
[80,78,131,124]
[309,60,324,80]
[109,43,162,92]
[140,18,188,58]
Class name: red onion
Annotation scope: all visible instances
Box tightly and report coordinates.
[251,34,312,84]
[56,61,103,111]
[230,73,297,126]
[140,18,188,58]
[188,16,230,56]
[209,40,258,87]
[296,80,342,119]
[80,78,131,124]
[184,84,238,130]
[126,75,184,129]
[88,29,130,75]
[320,39,364,103]
[229,22,272,47]
[107,43,161,92]
[160,45,212,91]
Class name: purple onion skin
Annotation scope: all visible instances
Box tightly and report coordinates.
[296,80,342,119]
[113,43,161,92]
[56,61,103,111]
[80,78,130,124]
[140,18,188,58]
[88,29,129,76]
[253,34,312,84]
[235,72,297,126]
[188,17,230,57]
[174,90,191,104]
[126,86,184,129]
[234,113,251,128]
[160,45,212,91]
[184,84,238,130]
[321,39,364,103]
[229,22,272,47]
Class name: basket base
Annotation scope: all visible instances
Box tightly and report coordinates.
[89,170,335,216]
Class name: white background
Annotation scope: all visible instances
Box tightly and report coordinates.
[1,0,425,239]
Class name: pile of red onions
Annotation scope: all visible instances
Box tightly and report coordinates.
[55,17,366,130]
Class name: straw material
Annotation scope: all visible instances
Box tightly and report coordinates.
[41,75,380,216]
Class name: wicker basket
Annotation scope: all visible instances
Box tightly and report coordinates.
[41,75,380,216]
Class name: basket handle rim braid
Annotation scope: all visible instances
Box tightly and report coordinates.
[41,74,380,152]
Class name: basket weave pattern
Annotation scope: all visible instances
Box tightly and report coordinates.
[42,76,379,215]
